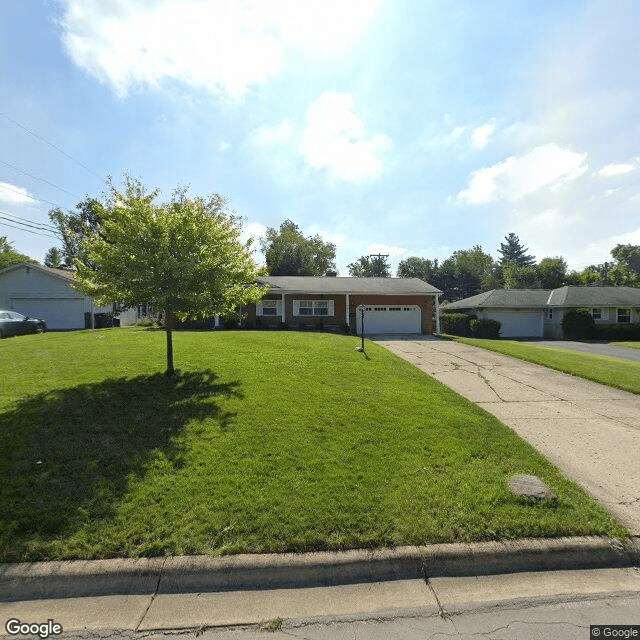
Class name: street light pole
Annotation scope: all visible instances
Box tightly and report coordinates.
[356,304,365,351]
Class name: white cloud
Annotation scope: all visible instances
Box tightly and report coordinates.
[300,92,391,183]
[470,123,495,150]
[58,0,381,99]
[365,243,408,260]
[0,182,36,206]
[459,143,588,204]
[240,221,268,255]
[250,121,294,148]
[598,163,636,178]
[218,141,231,153]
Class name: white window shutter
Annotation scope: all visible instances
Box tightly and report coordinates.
[328,300,335,316]
[293,300,300,316]
[256,302,263,316]
[601,308,609,321]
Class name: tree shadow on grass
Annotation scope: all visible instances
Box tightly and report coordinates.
[0,370,241,561]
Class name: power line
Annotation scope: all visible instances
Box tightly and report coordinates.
[0,212,59,237]
[0,217,58,240]
[0,111,103,181]
[0,159,81,200]
[0,209,58,232]
[0,182,61,208]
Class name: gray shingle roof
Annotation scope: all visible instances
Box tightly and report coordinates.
[548,286,640,307]
[256,276,441,295]
[444,289,552,309]
[0,261,76,281]
[443,286,640,310]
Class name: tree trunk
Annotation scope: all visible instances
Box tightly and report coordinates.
[165,311,175,376]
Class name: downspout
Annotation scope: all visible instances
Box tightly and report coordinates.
[434,294,440,334]
[281,292,286,324]
[346,293,350,325]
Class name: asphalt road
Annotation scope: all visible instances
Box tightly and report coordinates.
[5,591,638,639]
[2,569,640,639]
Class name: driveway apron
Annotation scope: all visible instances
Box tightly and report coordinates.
[373,336,640,534]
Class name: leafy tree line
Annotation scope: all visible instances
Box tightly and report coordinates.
[395,233,640,300]
[0,236,38,270]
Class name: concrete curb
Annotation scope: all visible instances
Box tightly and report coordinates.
[1,536,639,602]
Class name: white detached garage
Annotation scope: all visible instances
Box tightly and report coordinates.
[0,262,113,330]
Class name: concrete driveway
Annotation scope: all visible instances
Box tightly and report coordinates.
[373,336,640,534]
[516,339,640,363]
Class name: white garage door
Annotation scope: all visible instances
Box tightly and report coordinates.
[10,298,85,330]
[488,310,543,337]
[357,305,421,335]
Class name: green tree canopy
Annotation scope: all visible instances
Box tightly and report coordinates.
[498,233,536,268]
[396,256,437,281]
[436,246,494,299]
[74,177,266,375]
[536,257,568,289]
[260,219,336,276]
[48,197,103,268]
[0,236,38,270]
[347,254,391,277]
[501,260,539,289]
[611,243,640,272]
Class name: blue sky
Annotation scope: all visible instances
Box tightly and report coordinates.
[1,0,639,275]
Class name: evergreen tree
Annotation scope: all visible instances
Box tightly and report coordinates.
[44,247,64,268]
[498,233,536,268]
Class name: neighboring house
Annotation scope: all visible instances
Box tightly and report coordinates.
[244,276,442,335]
[442,286,640,338]
[0,262,136,330]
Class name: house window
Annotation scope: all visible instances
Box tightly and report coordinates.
[257,300,279,316]
[592,308,602,320]
[617,308,631,324]
[294,300,333,316]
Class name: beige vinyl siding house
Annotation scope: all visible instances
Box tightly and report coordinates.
[0,262,136,329]
[443,286,640,338]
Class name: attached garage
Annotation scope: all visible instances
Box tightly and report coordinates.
[0,262,119,330]
[9,297,86,330]
[481,309,543,338]
[357,305,421,335]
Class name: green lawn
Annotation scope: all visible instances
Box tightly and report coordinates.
[0,328,626,562]
[611,342,640,350]
[450,336,640,395]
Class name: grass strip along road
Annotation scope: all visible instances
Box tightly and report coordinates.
[451,336,640,396]
[0,328,626,562]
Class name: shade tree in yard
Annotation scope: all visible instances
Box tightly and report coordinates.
[74,176,266,376]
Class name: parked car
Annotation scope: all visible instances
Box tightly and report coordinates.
[0,310,46,338]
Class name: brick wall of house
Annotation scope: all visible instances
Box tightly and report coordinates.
[245,292,437,334]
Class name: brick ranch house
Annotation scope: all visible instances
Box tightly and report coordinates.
[241,276,442,335]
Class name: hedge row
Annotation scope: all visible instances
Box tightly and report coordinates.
[441,313,501,339]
